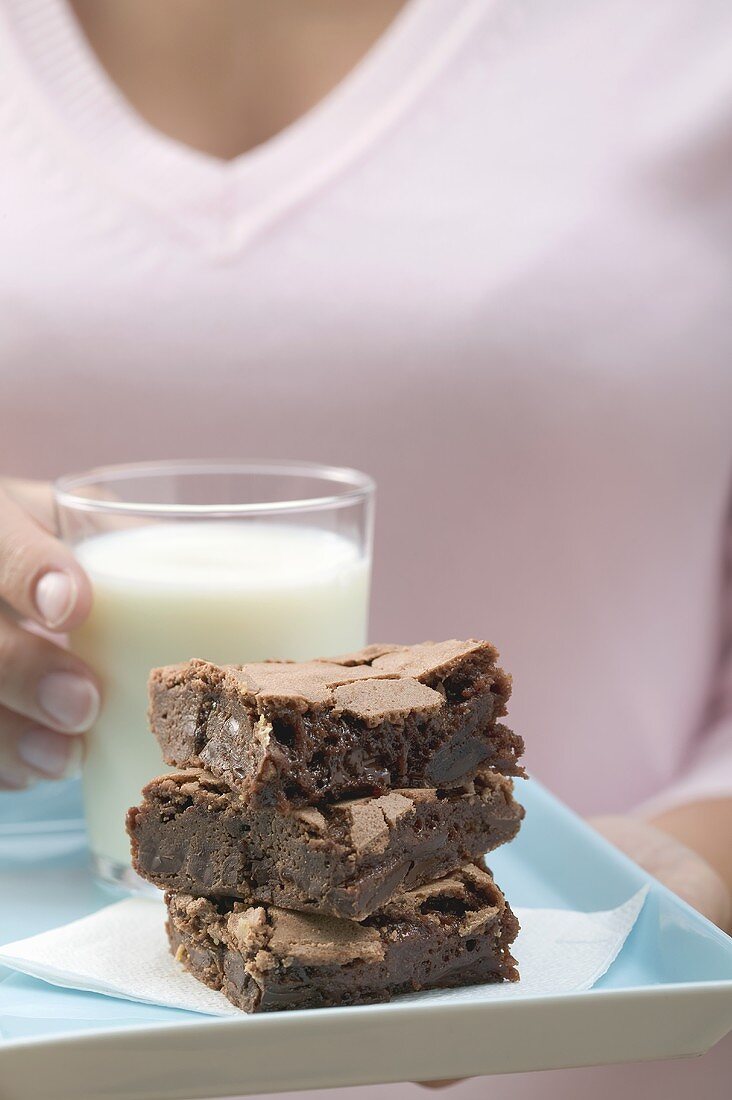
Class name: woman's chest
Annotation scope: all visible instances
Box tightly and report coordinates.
[2,1,732,811]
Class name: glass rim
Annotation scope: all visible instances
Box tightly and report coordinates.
[53,459,375,517]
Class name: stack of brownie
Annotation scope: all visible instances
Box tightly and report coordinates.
[127,639,526,1012]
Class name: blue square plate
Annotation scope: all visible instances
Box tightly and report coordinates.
[1,777,731,1100]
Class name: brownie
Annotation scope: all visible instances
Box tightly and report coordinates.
[166,863,520,1012]
[127,767,524,920]
[148,640,523,808]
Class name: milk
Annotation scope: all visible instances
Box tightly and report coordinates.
[70,522,370,869]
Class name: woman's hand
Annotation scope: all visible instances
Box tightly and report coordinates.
[420,804,732,1090]
[589,813,732,931]
[0,479,98,789]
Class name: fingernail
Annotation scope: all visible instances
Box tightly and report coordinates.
[37,671,100,732]
[35,570,77,628]
[18,729,83,779]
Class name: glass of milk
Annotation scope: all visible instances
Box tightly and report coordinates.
[54,460,374,888]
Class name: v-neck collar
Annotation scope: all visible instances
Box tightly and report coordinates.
[4,0,484,258]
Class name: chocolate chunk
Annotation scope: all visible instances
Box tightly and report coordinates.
[165,863,520,1012]
[148,640,521,807]
[127,768,524,920]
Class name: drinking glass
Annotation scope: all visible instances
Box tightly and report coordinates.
[54,459,375,888]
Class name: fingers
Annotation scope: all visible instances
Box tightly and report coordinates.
[2,478,56,532]
[0,484,92,631]
[0,704,84,789]
[0,480,95,790]
[590,814,732,929]
[0,615,99,733]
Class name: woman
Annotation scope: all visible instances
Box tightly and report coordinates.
[1,0,731,1096]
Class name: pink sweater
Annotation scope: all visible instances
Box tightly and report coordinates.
[1,1,731,1094]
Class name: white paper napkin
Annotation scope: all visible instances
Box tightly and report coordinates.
[0,888,647,1017]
